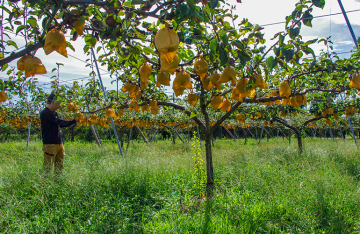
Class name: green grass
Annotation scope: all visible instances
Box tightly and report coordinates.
[0,137,360,233]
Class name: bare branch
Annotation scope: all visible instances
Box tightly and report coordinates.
[157,101,206,132]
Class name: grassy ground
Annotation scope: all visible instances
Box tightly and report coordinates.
[0,137,359,233]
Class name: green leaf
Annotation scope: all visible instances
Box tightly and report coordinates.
[131,0,143,4]
[51,68,57,72]
[266,56,277,72]
[312,0,325,9]
[211,0,219,9]
[190,112,197,118]
[1,63,8,72]
[279,34,285,47]
[219,47,228,66]
[123,1,132,7]
[66,41,75,52]
[27,19,38,28]
[222,33,228,46]
[302,10,313,27]
[210,39,217,56]
[283,49,295,62]
[288,27,300,39]
[15,25,26,35]
[303,39,317,46]
[84,35,97,47]
[238,50,251,66]
[143,47,154,54]
[187,0,196,10]
[6,40,18,49]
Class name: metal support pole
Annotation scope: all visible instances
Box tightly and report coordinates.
[150,127,159,145]
[233,128,239,139]
[258,126,264,144]
[338,126,345,142]
[337,0,359,50]
[347,117,359,149]
[277,129,279,139]
[26,123,31,151]
[91,48,123,157]
[197,125,202,147]
[329,126,335,141]
[94,125,103,146]
[247,128,256,139]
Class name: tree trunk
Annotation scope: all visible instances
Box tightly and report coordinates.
[205,133,214,193]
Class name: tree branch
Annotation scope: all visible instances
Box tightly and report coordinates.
[0,41,44,66]
[157,101,206,132]
[210,101,242,134]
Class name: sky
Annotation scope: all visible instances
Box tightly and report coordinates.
[1,0,360,95]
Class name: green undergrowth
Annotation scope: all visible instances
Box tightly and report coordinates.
[0,138,359,233]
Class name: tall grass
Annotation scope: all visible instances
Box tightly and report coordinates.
[0,137,359,233]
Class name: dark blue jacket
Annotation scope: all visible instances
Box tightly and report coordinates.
[40,107,76,144]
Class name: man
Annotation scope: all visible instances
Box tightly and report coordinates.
[40,93,76,177]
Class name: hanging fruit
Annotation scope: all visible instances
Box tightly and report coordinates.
[231,87,243,102]
[135,90,142,101]
[160,54,179,74]
[129,85,140,98]
[121,81,135,93]
[151,106,160,115]
[210,73,221,90]
[173,87,186,97]
[253,73,268,89]
[173,70,192,96]
[202,77,214,91]
[239,87,256,99]
[139,62,152,90]
[21,56,47,78]
[218,66,237,85]
[349,73,360,89]
[194,55,208,81]
[0,91,8,102]
[141,104,151,113]
[71,10,85,36]
[154,23,179,63]
[279,80,291,97]
[150,100,158,109]
[220,98,231,112]
[187,92,198,106]
[17,55,30,71]
[156,72,170,87]
[129,100,140,112]
[235,78,249,93]
[105,109,116,118]
[210,96,222,110]
[118,109,125,117]
[44,28,68,57]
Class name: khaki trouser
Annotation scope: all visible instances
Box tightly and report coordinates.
[43,144,65,176]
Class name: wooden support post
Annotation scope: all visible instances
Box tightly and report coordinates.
[223,126,236,141]
[90,125,102,147]
[136,126,150,146]
[94,125,103,146]
[165,125,185,143]
[338,126,345,142]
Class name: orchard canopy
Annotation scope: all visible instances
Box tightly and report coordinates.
[0,0,360,187]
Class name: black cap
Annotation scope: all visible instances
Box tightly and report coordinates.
[47,93,57,104]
